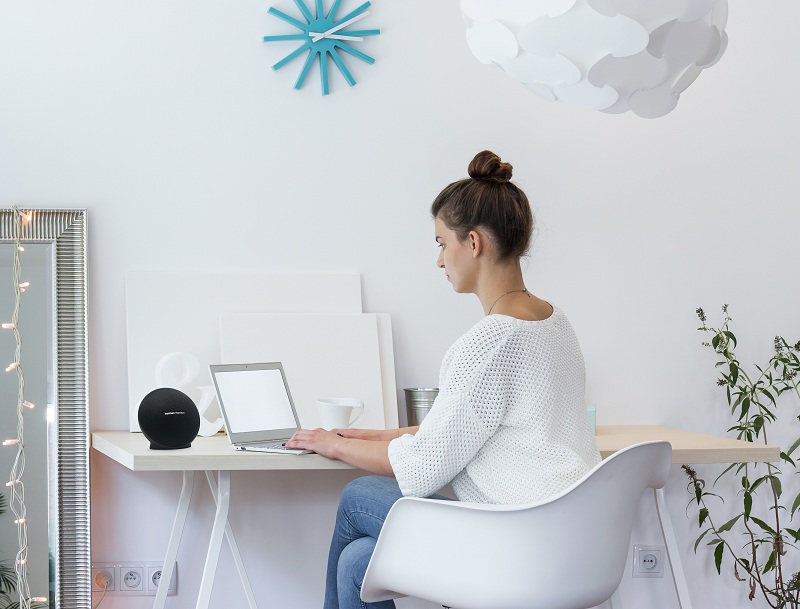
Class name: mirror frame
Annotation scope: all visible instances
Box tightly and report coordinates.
[0,209,89,609]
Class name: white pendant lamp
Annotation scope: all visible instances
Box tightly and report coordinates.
[461,0,728,118]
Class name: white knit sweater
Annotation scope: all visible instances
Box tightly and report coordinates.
[388,306,600,504]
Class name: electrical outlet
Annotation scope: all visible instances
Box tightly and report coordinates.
[146,562,177,595]
[97,561,178,595]
[117,564,145,592]
[632,545,665,578]
[91,564,115,592]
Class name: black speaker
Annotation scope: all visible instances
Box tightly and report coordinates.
[138,388,201,450]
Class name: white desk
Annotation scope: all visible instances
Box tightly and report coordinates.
[92,428,779,609]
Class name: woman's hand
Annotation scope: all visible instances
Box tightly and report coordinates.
[333,426,420,441]
[284,428,343,460]
[333,428,398,441]
[285,428,395,476]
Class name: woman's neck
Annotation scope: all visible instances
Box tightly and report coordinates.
[476,260,527,315]
[475,261,552,321]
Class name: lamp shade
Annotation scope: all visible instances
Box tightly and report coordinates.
[461,0,728,118]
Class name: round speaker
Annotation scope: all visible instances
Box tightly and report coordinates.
[138,388,201,450]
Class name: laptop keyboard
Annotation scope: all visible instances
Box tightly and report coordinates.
[239,443,312,454]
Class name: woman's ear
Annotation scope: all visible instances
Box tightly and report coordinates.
[468,230,483,258]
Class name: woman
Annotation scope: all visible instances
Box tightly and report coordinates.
[286,150,601,608]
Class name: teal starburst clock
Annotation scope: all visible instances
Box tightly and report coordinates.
[263,0,380,95]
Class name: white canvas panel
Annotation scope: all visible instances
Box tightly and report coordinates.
[126,272,362,432]
[376,314,399,428]
[220,314,386,430]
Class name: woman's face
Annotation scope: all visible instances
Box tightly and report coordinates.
[435,216,476,293]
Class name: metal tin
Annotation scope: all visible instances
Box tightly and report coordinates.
[403,388,439,426]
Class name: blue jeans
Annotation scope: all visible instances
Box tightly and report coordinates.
[324,476,449,609]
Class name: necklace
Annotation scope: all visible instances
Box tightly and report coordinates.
[487,288,530,315]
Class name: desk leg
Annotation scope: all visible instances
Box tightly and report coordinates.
[654,488,694,609]
[204,471,258,609]
[154,470,194,609]
[196,470,230,609]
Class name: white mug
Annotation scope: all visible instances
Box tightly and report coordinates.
[317,398,364,431]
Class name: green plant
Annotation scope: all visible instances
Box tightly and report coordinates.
[684,305,800,607]
[0,490,18,609]
[0,492,46,609]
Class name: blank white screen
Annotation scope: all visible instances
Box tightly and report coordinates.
[215,369,296,432]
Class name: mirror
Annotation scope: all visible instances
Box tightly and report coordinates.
[0,210,89,609]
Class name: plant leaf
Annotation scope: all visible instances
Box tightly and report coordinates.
[791,492,800,518]
[744,492,752,520]
[753,416,764,437]
[714,541,724,574]
[785,436,800,457]
[717,514,742,533]
[751,517,777,536]
[770,475,782,499]
[729,362,739,386]
[0,562,17,595]
[764,549,776,573]
[699,507,709,527]
[750,475,768,492]
[713,463,738,486]
[694,528,711,553]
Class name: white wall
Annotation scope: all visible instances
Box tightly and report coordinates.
[1,1,799,607]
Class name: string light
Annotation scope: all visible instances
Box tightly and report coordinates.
[4,206,37,609]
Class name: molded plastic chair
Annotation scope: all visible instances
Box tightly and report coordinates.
[361,441,672,609]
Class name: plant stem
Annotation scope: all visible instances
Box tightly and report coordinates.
[708,491,777,608]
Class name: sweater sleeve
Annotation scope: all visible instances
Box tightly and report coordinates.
[388,327,511,497]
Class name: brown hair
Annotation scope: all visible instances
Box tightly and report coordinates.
[431,150,533,261]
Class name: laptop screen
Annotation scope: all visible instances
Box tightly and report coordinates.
[209,362,301,443]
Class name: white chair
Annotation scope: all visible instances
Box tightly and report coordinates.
[361,441,672,609]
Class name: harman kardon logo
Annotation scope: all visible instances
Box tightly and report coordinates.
[163,411,186,415]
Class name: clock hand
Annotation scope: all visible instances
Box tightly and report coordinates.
[310,10,369,43]
[307,33,363,41]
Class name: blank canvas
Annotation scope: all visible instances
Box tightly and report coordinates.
[220,313,387,430]
[125,272,362,432]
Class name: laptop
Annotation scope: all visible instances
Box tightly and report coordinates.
[209,362,312,454]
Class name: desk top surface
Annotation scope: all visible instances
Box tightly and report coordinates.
[92,426,780,472]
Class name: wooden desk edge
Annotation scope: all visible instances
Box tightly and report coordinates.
[599,447,780,464]
[92,431,357,472]
[93,426,781,471]
[596,425,781,464]
[92,432,137,470]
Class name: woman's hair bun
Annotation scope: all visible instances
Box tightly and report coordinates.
[468,150,513,183]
